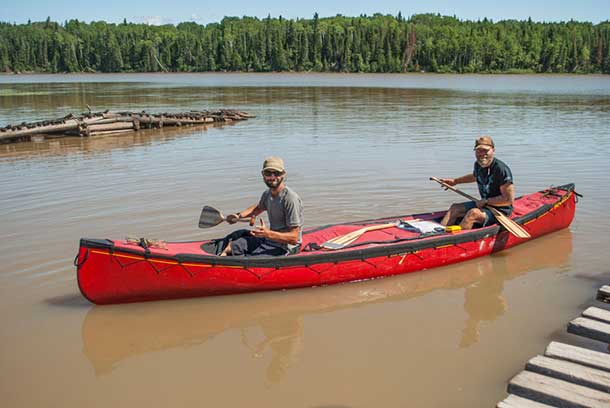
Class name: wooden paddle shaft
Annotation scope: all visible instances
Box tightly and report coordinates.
[430,177,479,202]
[431,176,512,213]
[232,218,253,223]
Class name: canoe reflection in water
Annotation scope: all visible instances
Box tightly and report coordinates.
[82,229,572,379]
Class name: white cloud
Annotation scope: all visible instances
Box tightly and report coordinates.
[133,15,173,25]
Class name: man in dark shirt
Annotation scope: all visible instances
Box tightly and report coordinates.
[439,136,514,230]
[220,156,304,256]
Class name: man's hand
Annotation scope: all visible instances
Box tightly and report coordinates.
[440,178,456,186]
[250,218,270,238]
[226,213,240,224]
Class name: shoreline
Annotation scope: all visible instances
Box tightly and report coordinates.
[2,73,609,95]
[2,70,607,76]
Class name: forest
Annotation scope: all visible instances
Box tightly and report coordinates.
[1,13,609,74]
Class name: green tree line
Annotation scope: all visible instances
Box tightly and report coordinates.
[1,13,609,74]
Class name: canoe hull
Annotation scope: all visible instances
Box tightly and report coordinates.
[76,185,577,304]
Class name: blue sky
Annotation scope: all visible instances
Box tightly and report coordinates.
[3,0,610,25]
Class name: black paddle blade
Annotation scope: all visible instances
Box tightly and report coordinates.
[198,206,225,228]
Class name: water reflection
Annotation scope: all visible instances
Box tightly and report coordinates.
[240,318,304,386]
[82,229,572,379]
[460,255,508,348]
[0,122,238,160]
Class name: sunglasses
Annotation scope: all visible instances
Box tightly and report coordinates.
[262,170,284,177]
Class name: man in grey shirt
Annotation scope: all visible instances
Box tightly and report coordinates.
[220,156,304,256]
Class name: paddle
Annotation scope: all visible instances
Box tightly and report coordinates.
[322,222,398,250]
[430,177,530,239]
[198,206,255,228]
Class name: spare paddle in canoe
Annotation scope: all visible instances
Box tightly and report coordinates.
[322,222,398,250]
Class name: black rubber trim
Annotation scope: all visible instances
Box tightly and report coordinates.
[79,238,114,249]
[79,183,575,270]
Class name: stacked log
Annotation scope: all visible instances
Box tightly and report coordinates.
[0,109,254,143]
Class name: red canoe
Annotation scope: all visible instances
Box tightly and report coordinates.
[76,184,578,304]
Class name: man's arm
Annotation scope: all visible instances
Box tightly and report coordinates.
[440,173,476,186]
[477,183,514,208]
[251,222,301,245]
[226,204,265,223]
[487,183,514,207]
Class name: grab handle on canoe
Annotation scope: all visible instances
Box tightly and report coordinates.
[74,248,89,268]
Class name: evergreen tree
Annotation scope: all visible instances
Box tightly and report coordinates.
[0,14,608,74]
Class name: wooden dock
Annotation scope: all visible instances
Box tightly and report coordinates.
[497,285,610,407]
[0,109,254,144]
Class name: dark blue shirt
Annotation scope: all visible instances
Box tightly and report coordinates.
[473,158,513,215]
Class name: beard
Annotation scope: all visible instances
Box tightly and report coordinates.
[264,177,283,189]
[477,156,492,167]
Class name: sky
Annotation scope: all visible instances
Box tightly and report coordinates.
[3,0,610,26]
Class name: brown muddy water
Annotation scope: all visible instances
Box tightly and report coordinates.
[1,73,610,407]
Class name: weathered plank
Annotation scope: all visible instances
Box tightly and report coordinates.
[496,394,554,407]
[526,355,610,393]
[508,371,610,407]
[545,342,610,373]
[583,307,610,324]
[0,119,81,139]
[87,122,136,132]
[597,285,610,303]
[568,317,610,344]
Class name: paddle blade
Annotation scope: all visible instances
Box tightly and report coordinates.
[490,208,531,239]
[321,241,345,250]
[198,206,225,228]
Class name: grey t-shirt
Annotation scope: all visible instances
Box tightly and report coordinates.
[258,186,304,250]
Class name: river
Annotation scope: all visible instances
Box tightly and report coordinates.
[1,73,609,407]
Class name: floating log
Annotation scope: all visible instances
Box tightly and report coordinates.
[0,109,254,143]
[89,129,136,136]
[82,116,133,126]
[1,118,82,138]
[86,122,136,133]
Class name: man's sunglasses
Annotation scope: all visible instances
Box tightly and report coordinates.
[262,170,284,177]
